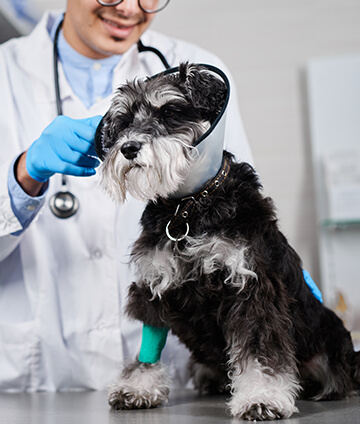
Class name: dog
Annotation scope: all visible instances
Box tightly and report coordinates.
[94,63,360,421]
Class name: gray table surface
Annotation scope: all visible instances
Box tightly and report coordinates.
[0,389,359,424]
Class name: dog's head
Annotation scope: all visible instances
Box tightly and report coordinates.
[95,62,228,202]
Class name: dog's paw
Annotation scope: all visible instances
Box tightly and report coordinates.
[227,377,299,421]
[108,361,171,410]
[228,398,298,421]
[227,358,300,420]
[236,403,288,421]
[108,387,167,410]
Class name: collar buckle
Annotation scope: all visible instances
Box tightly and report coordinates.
[165,157,230,243]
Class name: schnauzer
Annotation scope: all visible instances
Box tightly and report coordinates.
[95,63,360,421]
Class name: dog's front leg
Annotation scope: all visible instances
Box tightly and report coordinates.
[108,359,171,410]
[227,354,300,421]
[108,288,171,411]
[225,298,300,420]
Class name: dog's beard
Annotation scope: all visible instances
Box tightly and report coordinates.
[99,123,209,202]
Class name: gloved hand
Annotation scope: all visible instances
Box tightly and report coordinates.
[26,115,102,182]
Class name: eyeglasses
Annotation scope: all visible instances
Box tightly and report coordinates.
[96,0,170,14]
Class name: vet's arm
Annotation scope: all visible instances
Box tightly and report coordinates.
[138,324,169,364]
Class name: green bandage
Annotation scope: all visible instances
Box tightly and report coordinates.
[138,324,169,364]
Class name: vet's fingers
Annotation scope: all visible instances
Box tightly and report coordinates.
[72,116,103,139]
[56,116,102,155]
[66,121,101,157]
[74,116,103,156]
[67,135,98,157]
[81,115,103,129]
[56,162,97,177]
[51,141,100,169]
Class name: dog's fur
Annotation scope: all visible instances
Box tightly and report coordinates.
[95,63,360,421]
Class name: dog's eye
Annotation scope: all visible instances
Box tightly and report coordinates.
[162,107,176,118]
[160,104,183,120]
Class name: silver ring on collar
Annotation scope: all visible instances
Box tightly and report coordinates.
[165,221,190,242]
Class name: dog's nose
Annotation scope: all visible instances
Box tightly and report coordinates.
[120,141,142,160]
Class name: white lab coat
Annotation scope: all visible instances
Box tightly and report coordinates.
[0,12,252,392]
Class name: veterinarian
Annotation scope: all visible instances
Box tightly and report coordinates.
[0,0,253,392]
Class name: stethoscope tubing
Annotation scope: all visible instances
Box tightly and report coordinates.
[50,17,170,219]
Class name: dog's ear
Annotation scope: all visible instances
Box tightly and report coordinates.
[178,62,227,123]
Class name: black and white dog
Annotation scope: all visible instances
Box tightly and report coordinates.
[95,63,360,421]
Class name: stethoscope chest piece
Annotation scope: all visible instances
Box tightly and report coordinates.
[49,190,79,219]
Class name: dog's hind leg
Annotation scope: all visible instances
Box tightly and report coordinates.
[300,322,360,400]
[299,353,354,401]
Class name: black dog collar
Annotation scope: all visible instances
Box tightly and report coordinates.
[165,157,230,242]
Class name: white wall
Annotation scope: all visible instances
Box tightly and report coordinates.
[152,0,360,285]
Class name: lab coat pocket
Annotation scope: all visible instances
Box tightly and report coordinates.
[0,321,37,392]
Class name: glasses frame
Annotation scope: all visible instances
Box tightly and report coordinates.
[96,0,170,14]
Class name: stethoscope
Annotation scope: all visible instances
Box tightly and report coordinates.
[49,18,170,218]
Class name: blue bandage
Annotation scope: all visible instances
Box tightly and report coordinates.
[138,324,169,364]
[303,269,323,303]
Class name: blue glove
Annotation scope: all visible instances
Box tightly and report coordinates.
[26,115,102,182]
[303,269,323,303]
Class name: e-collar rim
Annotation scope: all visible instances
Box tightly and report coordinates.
[150,63,231,147]
[95,64,230,160]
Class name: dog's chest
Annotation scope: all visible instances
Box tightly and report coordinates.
[132,233,256,300]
